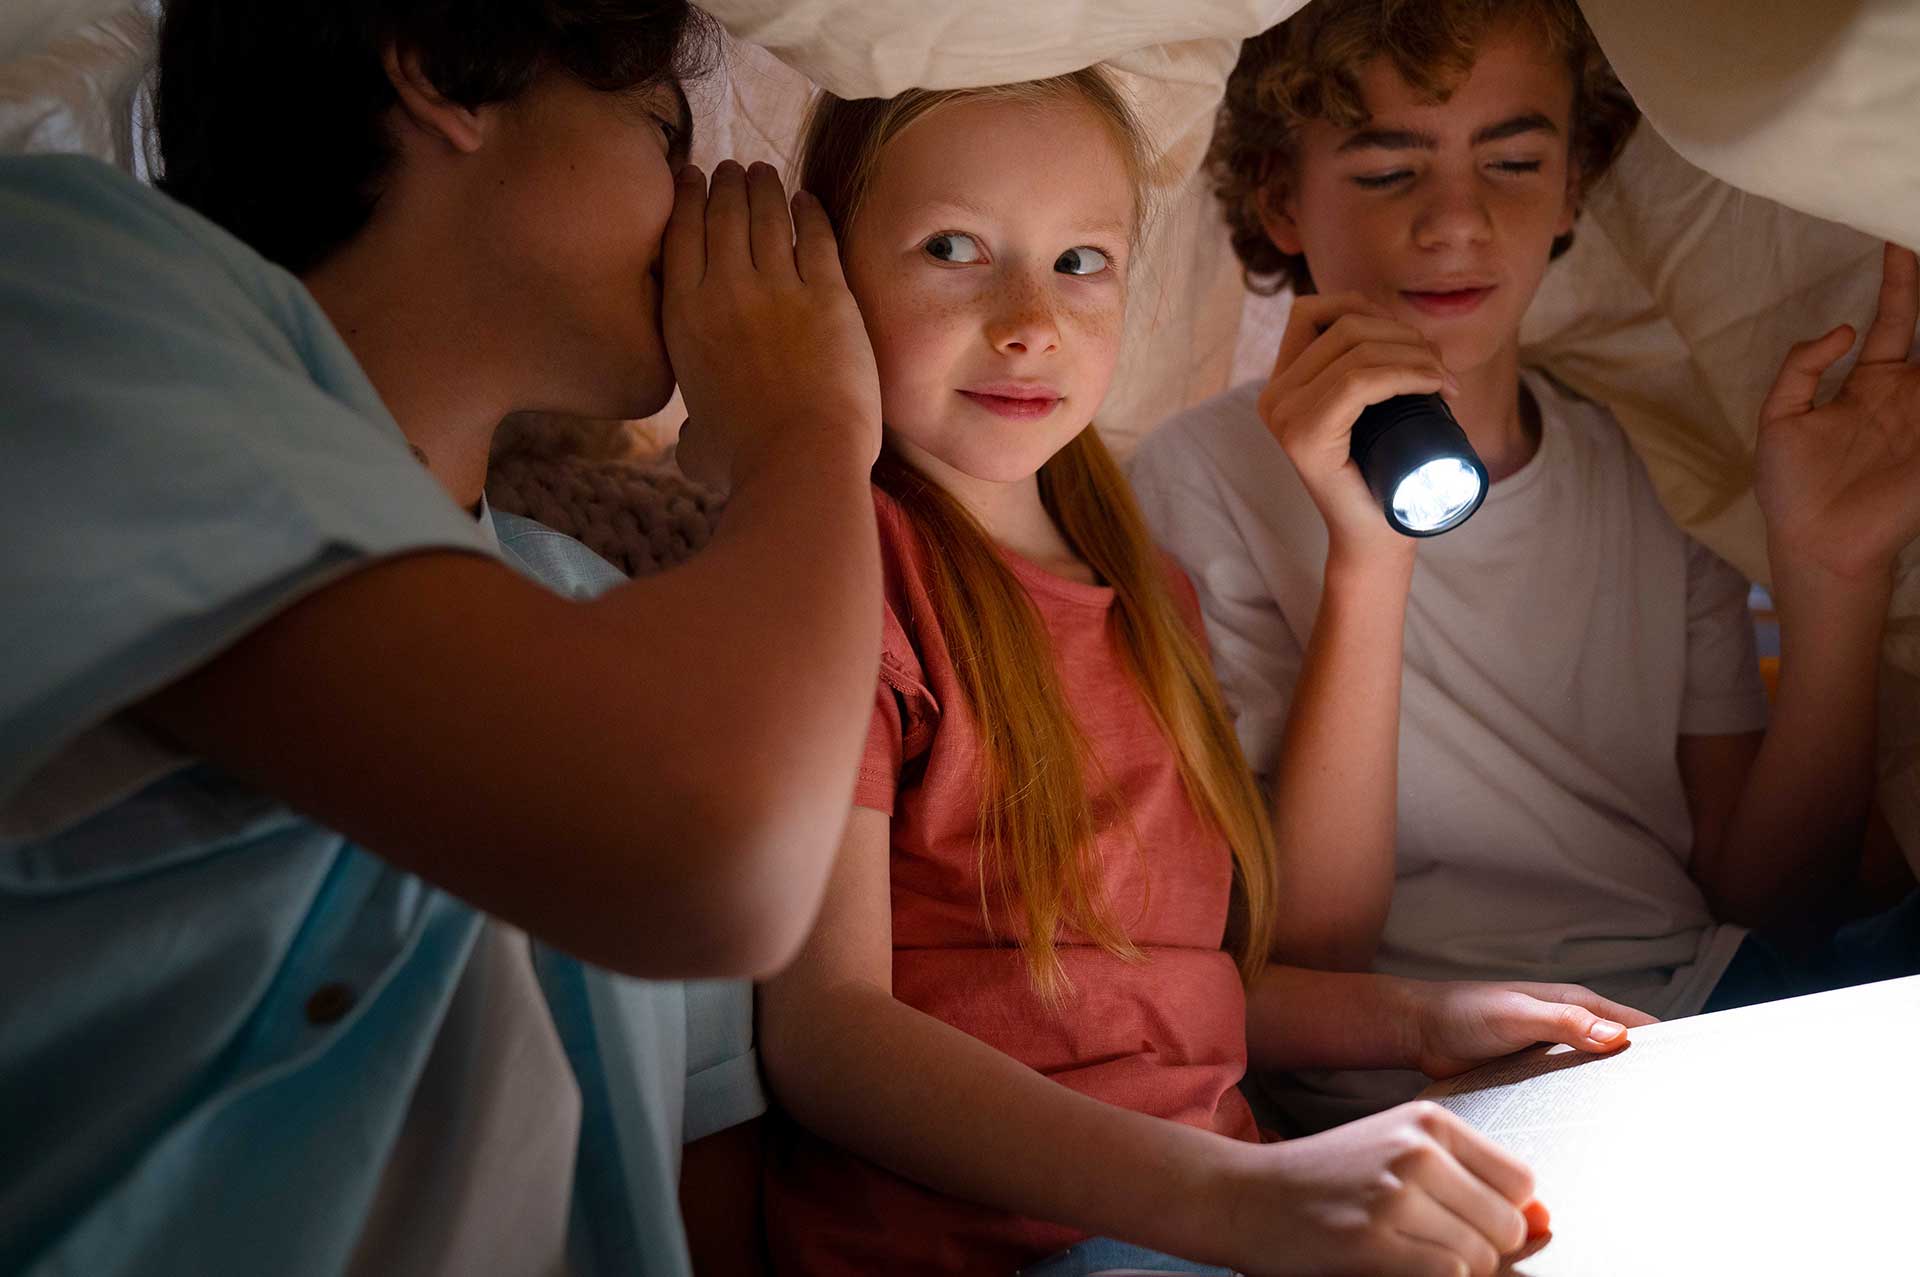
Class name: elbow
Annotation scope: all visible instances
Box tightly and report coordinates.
[656,798,841,979]
[708,860,824,979]
[582,857,817,982]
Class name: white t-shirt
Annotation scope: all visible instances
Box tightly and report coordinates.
[1130,369,1769,1130]
[347,505,577,1277]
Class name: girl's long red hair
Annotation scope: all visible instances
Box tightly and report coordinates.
[801,72,1278,1001]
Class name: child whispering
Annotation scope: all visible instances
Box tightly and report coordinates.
[756,68,1650,1277]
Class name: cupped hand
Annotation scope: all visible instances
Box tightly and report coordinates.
[1756,242,1920,583]
[662,160,882,488]
[1409,979,1657,1080]
[1217,1101,1536,1277]
[1256,292,1458,560]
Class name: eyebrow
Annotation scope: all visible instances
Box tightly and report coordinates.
[917,198,1131,242]
[1334,111,1560,153]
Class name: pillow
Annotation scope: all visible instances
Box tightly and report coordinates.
[0,2,153,166]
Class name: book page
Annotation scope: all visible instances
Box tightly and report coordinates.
[1421,975,1920,1275]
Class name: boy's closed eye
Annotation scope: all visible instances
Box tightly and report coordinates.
[1349,158,1546,189]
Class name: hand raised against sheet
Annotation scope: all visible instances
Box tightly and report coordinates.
[1757,242,1920,582]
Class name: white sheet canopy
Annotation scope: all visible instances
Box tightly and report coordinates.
[4,0,1916,864]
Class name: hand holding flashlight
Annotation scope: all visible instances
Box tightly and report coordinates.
[1257,292,1462,556]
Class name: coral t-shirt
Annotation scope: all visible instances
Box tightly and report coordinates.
[765,488,1260,1275]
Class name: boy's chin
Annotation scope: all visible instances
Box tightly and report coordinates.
[1426,329,1513,381]
[610,365,678,423]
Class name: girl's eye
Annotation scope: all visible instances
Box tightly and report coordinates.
[1490,159,1543,175]
[1054,246,1111,276]
[923,233,985,264]
[1352,170,1413,190]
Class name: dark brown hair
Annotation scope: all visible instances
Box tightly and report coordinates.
[153,0,719,274]
[1212,0,1639,294]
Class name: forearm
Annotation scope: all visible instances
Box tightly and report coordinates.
[1245,965,1416,1073]
[608,429,880,834]
[759,979,1247,1266]
[1700,561,1889,927]
[136,426,878,981]
[565,429,881,961]
[1268,548,1415,968]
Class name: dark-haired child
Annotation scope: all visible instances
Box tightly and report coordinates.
[0,1,882,1272]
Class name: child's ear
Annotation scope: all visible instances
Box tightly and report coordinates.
[382,44,486,155]
[1258,183,1306,257]
[1555,161,1583,238]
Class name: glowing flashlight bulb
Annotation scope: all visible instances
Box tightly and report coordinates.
[1391,457,1484,533]
[1350,392,1489,536]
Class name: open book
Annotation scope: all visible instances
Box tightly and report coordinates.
[1420,975,1920,1275]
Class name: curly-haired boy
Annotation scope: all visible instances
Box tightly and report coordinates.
[1132,0,1920,1133]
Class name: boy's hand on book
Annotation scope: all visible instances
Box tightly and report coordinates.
[663,160,883,489]
[1257,292,1456,564]
[1408,979,1656,1080]
[1756,241,1920,584]
[1218,1100,1535,1277]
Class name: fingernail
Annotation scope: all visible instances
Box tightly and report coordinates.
[1589,1020,1624,1043]
[676,163,704,183]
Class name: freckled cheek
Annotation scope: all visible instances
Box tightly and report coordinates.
[859,284,978,412]
[1061,295,1126,386]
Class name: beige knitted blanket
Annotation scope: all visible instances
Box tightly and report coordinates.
[486,414,724,578]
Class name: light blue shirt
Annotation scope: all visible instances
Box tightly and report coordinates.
[493,515,765,1277]
[0,155,760,1277]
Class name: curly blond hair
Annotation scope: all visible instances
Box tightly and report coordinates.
[1212,0,1639,295]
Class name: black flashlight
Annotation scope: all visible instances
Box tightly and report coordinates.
[1349,393,1489,537]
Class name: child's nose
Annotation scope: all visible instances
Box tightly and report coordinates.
[984,282,1061,356]
[1413,177,1495,250]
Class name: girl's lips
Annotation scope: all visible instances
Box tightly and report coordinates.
[1402,286,1494,317]
[958,390,1063,420]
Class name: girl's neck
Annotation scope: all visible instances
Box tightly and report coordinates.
[1443,336,1538,484]
[890,437,1098,585]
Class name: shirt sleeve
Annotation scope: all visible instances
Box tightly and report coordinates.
[1678,537,1770,736]
[853,583,940,814]
[0,157,494,817]
[854,685,904,814]
[681,979,766,1142]
[1130,429,1307,787]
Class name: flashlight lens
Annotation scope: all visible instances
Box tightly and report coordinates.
[1391,457,1483,533]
